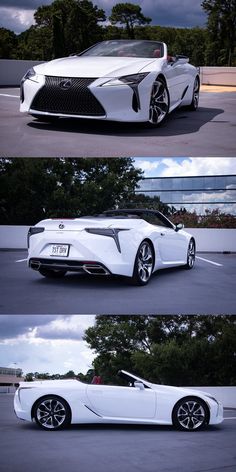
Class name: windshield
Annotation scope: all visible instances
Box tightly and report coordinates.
[80,40,164,59]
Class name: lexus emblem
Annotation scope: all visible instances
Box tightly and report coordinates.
[59,223,65,229]
[59,79,72,90]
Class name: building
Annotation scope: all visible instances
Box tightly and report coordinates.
[0,366,24,393]
[136,174,236,215]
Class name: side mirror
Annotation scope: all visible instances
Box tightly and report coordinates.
[134,381,145,390]
[175,223,184,232]
[175,55,189,64]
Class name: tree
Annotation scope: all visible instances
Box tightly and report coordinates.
[84,315,236,386]
[0,28,18,59]
[109,3,151,39]
[34,0,106,58]
[0,158,143,225]
[202,0,236,65]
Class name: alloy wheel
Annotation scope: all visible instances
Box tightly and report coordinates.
[149,79,169,125]
[36,398,67,430]
[176,400,206,430]
[137,241,154,283]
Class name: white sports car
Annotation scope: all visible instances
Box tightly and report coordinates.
[14,370,223,431]
[20,40,200,126]
[27,208,196,285]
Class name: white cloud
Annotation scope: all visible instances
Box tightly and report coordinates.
[0,315,96,375]
[134,158,236,178]
[160,158,236,177]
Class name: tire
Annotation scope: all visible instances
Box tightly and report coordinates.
[172,396,209,431]
[38,268,67,278]
[131,240,154,286]
[184,239,195,270]
[148,77,170,126]
[188,77,200,111]
[33,395,71,431]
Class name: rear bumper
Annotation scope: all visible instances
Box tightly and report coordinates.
[29,258,111,276]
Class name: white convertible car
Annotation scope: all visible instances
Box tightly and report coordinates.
[20,39,200,126]
[14,370,223,431]
[27,208,196,285]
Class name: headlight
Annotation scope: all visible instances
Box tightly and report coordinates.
[101,72,149,87]
[85,228,130,253]
[21,68,40,83]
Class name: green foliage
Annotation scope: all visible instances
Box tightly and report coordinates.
[170,208,236,228]
[0,158,142,225]
[202,0,236,65]
[84,315,236,386]
[0,28,18,59]
[109,3,151,39]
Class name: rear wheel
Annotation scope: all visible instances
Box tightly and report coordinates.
[148,78,170,126]
[33,395,71,431]
[131,240,154,286]
[38,268,67,278]
[172,397,209,431]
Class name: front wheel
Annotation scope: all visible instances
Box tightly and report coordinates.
[131,240,154,286]
[38,268,67,278]
[188,77,200,111]
[172,397,209,431]
[33,395,71,431]
[184,239,195,270]
[148,78,170,126]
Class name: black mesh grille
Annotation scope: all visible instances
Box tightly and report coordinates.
[31,76,106,116]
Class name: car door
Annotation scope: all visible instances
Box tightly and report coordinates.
[163,60,189,106]
[86,384,156,419]
[155,227,187,264]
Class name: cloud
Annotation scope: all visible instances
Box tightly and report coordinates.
[0,315,95,342]
[134,158,236,178]
[0,0,206,34]
[0,315,96,374]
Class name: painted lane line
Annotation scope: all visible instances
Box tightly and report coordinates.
[15,258,27,263]
[196,256,223,267]
[0,93,19,98]
[224,417,236,420]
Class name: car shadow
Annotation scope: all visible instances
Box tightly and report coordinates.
[31,264,199,290]
[27,106,224,138]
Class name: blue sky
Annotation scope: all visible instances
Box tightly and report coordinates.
[133,158,236,178]
[0,0,207,34]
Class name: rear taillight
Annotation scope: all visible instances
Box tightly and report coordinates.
[27,227,44,248]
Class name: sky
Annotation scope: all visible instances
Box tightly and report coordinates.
[0,315,96,375]
[134,157,236,178]
[0,0,207,34]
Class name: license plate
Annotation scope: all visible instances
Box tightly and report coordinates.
[50,244,69,257]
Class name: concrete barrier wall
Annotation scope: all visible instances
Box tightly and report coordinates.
[183,387,236,409]
[0,60,236,87]
[185,228,236,252]
[0,226,236,251]
[200,67,236,86]
[0,60,44,86]
[0,226,29,249]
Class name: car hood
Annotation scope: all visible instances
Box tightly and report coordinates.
[34,56,158,78]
